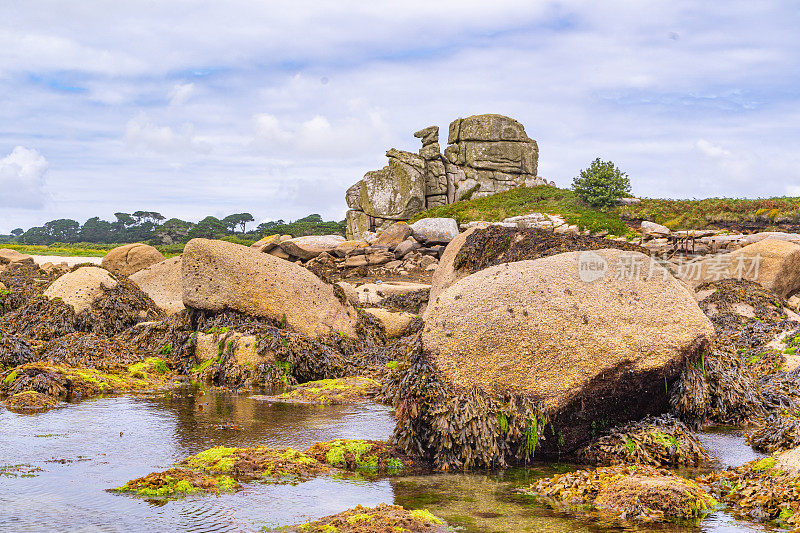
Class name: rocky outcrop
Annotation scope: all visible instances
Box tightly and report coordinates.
[101,243,164,277]
[129,256,185,315]
[345,114,552,239]
[181,238,358,338]
[423,249,714,453]
[43,266,118,313]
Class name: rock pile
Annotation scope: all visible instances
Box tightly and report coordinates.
[345,114,553,239]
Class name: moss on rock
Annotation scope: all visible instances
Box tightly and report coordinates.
[273,377,381,405]
[269,503,448,533]
[113,468,237,498]
[307,439,423,475]
[181,445,330,483]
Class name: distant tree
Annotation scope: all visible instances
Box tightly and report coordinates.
[187,216,227,239]
[222,213,255,233]
[44,219,80,243]
[114,212,136,228]
[20,226,48,245]
[572,158,631,208]
[10,228,23,237]
[155,218,194,244]
[80,217,114,243]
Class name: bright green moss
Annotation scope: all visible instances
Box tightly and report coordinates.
[408,509,443,525]
[3,370,18,385]
[185,446,237,472]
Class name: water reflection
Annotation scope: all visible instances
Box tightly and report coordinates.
[0,387,778,533]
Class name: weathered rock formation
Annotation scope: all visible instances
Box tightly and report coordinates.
[345,114,552,239]
[43,266,118,313]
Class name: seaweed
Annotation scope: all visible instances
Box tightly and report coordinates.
[576,414,710,467]
[269,503,448,533]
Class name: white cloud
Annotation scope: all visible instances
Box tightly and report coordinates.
[695,139,732,159]
[124,114,210,155]
[168,83,195,106]
[252,100,392,158]
[0,146,49,209]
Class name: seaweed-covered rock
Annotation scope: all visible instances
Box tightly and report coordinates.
[182,238,358,338]
[101,243,164,277]
[2,390,61,413]
[689,238,800,298]
[701,457,800,529]
[422,249,713,455]
[181,445,330,483]
[307,439,422,475]
[0,329,34,367]
[272,503,448,533]
[576,414,710,467]
[747,409,800,452]
[525,464,717,522]
[269,377,380,405]
[129,256,185,315]
[43,266,117,313]
[113,468,237,498]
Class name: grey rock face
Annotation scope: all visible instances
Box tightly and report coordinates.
[345,114,542,239]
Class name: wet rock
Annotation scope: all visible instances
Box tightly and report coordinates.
[129,256,185,315]
[279,235,346,260]
[101,243,164,277]
[43,266,117,313]
[393,237,421,258]
[182,238,358,338]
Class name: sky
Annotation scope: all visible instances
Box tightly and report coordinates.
[1,1,799,233]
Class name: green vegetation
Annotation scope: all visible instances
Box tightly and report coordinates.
[620,197,800,230]
[411,185,629,235]
[572,158,631,208]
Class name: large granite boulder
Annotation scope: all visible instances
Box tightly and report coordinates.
[129,256,185,315]
[425,226,478,317]
[101,243,164,277]
[374,222,412,248]
[279,235,345,261]
[423,249,714,453]
[687,238,800,298]
[182,239,357,338]
[43,266,118,313]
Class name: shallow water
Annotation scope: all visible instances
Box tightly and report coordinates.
[0,387,781,533]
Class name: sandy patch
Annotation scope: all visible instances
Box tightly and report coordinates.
[29,255,103,267]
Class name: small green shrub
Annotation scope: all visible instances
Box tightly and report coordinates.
[572,158,631,208]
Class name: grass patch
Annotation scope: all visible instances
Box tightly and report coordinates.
[410,185,628,235]
[620,197,800,229]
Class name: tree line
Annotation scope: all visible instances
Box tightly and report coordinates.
[4,212,346,245]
